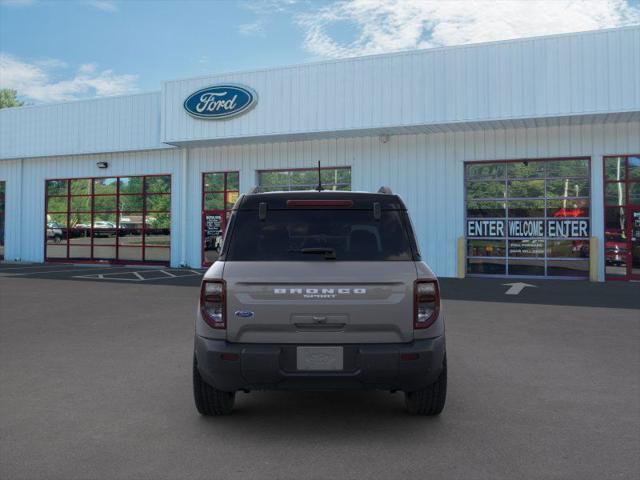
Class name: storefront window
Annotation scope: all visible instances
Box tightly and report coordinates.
[202,171,239,266]
[257,167,351,192]
[465,158,591,277]
[45,175,171,264]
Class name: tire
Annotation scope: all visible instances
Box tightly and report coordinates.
[404,355,447,416]
[193,355,235,416]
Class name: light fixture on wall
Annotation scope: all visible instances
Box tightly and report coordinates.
[96,161,108,169]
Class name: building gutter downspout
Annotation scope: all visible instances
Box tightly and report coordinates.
[180,148,188,268]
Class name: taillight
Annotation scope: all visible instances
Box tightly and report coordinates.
[200,280,226,329]
[414,280,440,329]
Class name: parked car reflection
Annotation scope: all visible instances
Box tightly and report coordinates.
[605,232,628,266]
[46,222,64,243]
[93,221,116,237]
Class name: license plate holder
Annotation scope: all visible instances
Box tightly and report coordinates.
[296,346,343,371]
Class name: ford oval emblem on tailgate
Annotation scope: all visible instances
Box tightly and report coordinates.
[235,310,254,318]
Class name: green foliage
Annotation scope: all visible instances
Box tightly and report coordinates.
[0,89,24,109]
[258,167,351,191]
[144,176,171,194]
[466,181,505,199]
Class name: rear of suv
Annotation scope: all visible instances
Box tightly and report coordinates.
[193,188,446,415]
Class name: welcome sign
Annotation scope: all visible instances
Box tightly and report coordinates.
[467,219,590,238]
[184,84,257,119]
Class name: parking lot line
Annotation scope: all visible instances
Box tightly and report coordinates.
[71,269,203,282]
[0,267,130,277]
[0,264,74,272]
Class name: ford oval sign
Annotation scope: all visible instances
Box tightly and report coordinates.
[183,84,257,120]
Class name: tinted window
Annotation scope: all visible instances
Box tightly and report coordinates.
[226,210,414,261]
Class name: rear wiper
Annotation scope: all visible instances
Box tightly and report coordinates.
[290,247,337,260]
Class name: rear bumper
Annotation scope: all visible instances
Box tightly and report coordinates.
[194,335,445,392]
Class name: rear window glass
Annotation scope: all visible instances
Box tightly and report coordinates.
[225,210,414,261]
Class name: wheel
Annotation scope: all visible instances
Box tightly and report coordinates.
[193,355,235,415]
[404,355,447,416]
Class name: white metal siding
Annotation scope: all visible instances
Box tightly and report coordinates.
[2,27,637,161]
[1,120,638,279]
[183,120,639,279]
[163,27,640,144]
[0,92,169,160]
[0,159,22,261]
[0,149,183,264]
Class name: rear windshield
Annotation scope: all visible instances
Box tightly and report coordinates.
[225,210,415,261]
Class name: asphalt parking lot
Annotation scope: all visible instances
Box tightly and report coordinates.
[0,264,639,480]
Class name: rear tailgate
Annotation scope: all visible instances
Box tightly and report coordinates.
[224,261,417,343]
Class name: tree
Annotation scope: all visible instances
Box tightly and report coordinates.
[0,89,24,109]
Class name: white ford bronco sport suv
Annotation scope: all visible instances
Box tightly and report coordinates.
[193,188,446,415]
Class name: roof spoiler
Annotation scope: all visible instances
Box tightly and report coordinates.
[247,186,393,194]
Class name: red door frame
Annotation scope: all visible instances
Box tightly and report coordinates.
[201,171,239,267]
[629,205,640,281]
[603,155,640,281]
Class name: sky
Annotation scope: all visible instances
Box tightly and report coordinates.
[1,0,639,104]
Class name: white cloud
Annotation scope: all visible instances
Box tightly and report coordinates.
[238,19,267,36]
[238,0,300,36]
[0,53,138,103]
[297,0,640,58]
[83,0,118,12]
[242,0,299,15]
[78,63,97,74]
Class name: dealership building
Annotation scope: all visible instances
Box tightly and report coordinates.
[1,26,639,281]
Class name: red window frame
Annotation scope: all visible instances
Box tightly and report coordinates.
[603,154,640,281]
[44,174,171,265]
[201,171,239,267]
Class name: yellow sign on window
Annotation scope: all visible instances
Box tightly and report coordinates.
[227,191,239,206]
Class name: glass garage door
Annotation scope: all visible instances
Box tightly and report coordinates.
[257,167,351,192]
[45,175,171,264]
[465,158,591,278]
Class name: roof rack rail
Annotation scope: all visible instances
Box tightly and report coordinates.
[248,186,261,194]
[377,186,393,194]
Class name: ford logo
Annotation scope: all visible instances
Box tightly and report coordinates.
[234,310,254,318]
[183,84,257,120]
